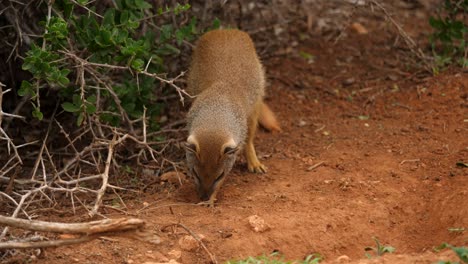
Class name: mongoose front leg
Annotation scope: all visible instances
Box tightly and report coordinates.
[245,105,267,173]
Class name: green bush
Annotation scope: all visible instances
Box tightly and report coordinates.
[19,0,205,128]
[436,243,468,264]
[429,0,468,72]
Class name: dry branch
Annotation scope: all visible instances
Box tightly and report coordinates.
[0,216,146,249]
[90,134,117,217]
[0,235,97,249]
[368,0,432,70]
[0,215,145,234]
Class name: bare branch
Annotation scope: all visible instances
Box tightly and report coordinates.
[0,215,145,234]
[0,235,96,249]
[90,134,117,217]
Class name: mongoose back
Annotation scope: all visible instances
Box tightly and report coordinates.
[185,29,280,205]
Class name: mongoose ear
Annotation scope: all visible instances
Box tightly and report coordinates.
[184,135,199,154]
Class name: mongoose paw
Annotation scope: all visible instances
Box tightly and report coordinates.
[197,199,216,207]
[248,162,267,174]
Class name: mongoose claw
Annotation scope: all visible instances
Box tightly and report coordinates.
[248,163,267,174]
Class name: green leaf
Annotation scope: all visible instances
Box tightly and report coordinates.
[173,3,190,14]
[62,102,81,112]
[134,0,152,9]
[159,24,173,42]
[212,18,221,29]
[299,51,314,60]
[381,246,395,254]
[85,103,97,114]
[61,68,71,76]
[429,16,444,30]
[18,81,34,97]
[115,0,123,10]
[157,43,180,55]
[451,246,468,262]
[102,9,116,28]
[95,29,112,47]
[87,94,97,103]
[120,10,129,24]
[45,16,68,42]
[57,76,70,87]
[77,112,85,126]
[32,108,43,120]
[131,58,144,71]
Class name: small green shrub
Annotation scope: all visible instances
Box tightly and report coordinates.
[19,0,207,128]
[429,0,468,72]
[226,252,323,264]
[435,243,468,264]
[364,237,395,258]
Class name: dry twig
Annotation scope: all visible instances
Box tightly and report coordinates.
[0,216,145,249]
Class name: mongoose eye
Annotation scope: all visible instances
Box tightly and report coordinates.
[223,146,238,155]
[184,142,197,154]
[191,169,200,181]
[214,171,225,183]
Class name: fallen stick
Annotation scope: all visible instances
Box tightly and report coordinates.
[0,216,145,234]
[0,235,97,249]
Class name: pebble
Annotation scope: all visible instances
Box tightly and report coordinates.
[167,249,182,260]
[335,255,351,263]
[178,234,205,251]
[247,215,270,233]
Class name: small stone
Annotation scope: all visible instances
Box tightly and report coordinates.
[146,251,168,262]
[298,120,307,127]
[247,215,270,233]
[342,77,355,86]
[178,235,203,251]
[220,231,233,238]
[335,255,351,263]
[126,260,134,264]
[167,249,182,260]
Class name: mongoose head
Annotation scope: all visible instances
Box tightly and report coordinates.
[185,133,239,201]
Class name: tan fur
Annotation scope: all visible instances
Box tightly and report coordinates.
[185,29,280,206]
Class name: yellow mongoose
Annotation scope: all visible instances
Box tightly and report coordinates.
[185,29,280,205]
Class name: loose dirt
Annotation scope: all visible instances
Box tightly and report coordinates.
[6,5,468,264]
